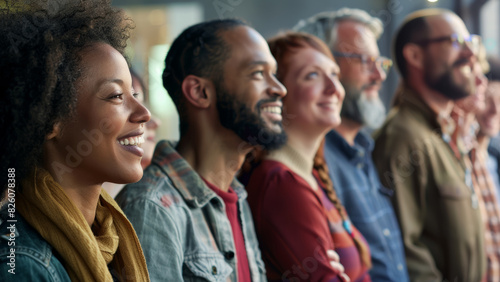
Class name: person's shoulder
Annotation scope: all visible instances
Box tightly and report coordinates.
[0,211,70,281]
[116,163,181,207]
[249,160,314,200]
[251,160,305,186]
[383,107,428,134]
[375,106,437,150]
[115,163,192,233]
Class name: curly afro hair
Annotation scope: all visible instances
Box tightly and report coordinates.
[0,0,133,196]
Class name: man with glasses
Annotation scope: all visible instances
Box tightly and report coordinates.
[294,8,409,282]
[372,9,485,281]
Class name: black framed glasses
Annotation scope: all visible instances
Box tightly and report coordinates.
[333,52,393,73]
[415,33,481,54]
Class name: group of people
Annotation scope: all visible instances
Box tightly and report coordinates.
[1,1,500,282]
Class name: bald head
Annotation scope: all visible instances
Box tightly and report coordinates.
[394,9,460,79]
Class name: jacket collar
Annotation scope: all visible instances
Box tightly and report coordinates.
[398,86,456,139]
[151,140,246,207]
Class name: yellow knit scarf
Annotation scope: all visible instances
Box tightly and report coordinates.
[16,168,150,281]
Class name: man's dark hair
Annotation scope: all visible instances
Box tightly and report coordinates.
[393,16,429,79]
[486,56,500,82]
[0,0,133,195]
[162,19,246,136]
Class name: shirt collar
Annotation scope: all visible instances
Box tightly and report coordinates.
[151,140,246,207]
[326,129,373,161]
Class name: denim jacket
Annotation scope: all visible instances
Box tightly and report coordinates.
[0,206,70,281]
[324,130,409,282]
[116,140,266,281]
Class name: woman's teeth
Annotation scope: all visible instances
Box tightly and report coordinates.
[119,135,145,146]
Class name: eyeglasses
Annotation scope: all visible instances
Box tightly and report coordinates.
[333,52,393,73]
[415,33,481,54]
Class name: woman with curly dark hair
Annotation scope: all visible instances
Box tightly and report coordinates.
[0,0,150,280]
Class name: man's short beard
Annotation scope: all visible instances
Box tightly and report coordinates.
[425,58,472,101]
[215,83,287,151]
[340,84,386,130]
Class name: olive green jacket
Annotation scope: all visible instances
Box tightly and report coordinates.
[372,87,486,282]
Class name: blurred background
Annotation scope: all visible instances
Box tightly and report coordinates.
[114,0,500,141]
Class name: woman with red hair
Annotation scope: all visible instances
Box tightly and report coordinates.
[244,32,371,281]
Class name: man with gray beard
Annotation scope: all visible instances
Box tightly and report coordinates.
[294,8,409,282]
[372,9,484,281]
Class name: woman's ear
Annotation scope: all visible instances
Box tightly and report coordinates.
[46,122,62,140]
[181,75,213,109]
[403,43,425,71]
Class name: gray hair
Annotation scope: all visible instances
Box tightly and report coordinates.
[293,8,383,48]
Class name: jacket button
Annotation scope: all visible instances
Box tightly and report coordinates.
[212,266,217,275]
[225,251,235,260]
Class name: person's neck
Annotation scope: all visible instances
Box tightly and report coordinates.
[476,133,491,152]
[266,125,324,189]
[334,118,362,146]
[176,128,251,192]
[408,78,454,117]
[284,126,324,164]
[43,143,103,226]
[62,184,102,226]
[44,163,101,226]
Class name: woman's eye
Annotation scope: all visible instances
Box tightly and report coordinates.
[305,72,318,79]
[133,92,140,98]
[108,93,123,100]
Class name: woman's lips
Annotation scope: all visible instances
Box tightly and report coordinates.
[117,133,145,157]
[119,143,144,157]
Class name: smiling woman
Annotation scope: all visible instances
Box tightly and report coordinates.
[0,0,150,281]
[243,32,371,282]
[47,43,150,187]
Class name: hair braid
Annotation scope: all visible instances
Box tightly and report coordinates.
[314,139,372,269]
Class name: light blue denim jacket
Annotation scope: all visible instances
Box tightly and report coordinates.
[116,140,266,281]
[0,206,71,281]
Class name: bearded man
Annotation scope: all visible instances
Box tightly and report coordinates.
[372,9,485,282]
[116,19,287,281]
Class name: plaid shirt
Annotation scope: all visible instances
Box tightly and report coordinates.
[115,141,266,281]
[471,147,500,282]
[449,110,500,281]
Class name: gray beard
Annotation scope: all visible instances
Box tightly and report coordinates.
[340,89,386,130]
